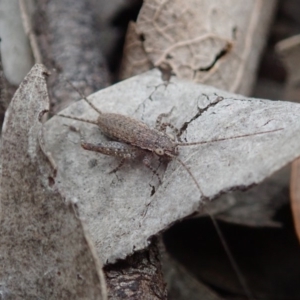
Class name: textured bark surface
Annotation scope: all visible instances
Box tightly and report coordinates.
[0,64,107,299]
[105,240,167,300]
[44,68,300,264]
[120,0,277,95]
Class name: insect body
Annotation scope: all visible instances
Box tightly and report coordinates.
[59,90,278,194]
[93,112,178,158]
[60,108,182,184]
[58,80,193,184]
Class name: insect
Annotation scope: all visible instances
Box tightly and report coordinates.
[57,79,281,300]
[58,83,279,194]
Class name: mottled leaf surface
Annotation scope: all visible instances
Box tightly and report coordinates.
[0,64,106,299]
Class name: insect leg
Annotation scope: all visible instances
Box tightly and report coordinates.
[59,74,103,114]
[155,107,175,129]
[159,122,181,138]
[81,141,140,173]
[142,153,162,184]
[108,158,126,174]
[155,108,182,140]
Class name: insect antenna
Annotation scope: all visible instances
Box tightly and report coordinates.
[57,114,99,125]
[208,211,254,300]
[172,155,255,300]
[176,128,283,147]
[55,74,103,125]
[172,155,204,196]
[59,74,103,115]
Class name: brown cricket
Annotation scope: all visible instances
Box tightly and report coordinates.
[58,85,279,196]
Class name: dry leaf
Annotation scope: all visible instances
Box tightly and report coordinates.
[121,0,276,94]
[44,69,300,264]
[0,64,107,299]
[119,21,152,80]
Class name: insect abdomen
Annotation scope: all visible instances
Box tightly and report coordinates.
[97,113,167,151]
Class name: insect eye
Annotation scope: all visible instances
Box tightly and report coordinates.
[155,148,164,155]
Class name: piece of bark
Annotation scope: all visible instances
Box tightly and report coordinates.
[32,0,110,113]
[120,0,277,95]
[104,239,167,300]
[0,64,107,299]
[44,68,300,264]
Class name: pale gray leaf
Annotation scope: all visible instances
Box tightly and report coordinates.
[44,68,300,263]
